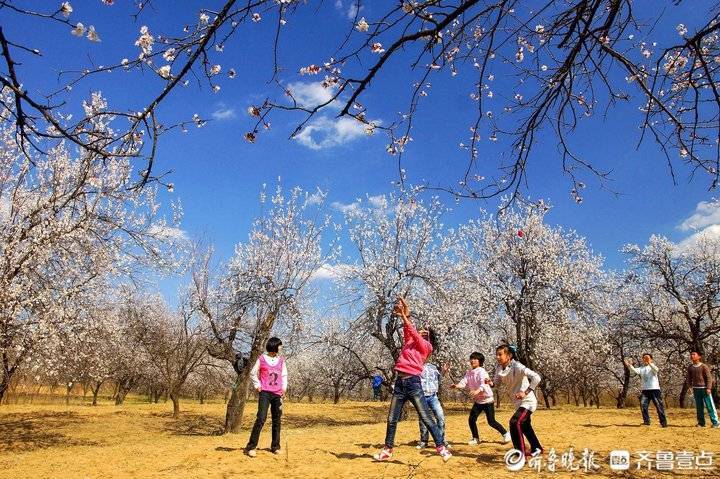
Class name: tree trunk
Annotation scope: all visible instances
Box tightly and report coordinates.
[170,392,181,417]
[91,381,102,406]
[616,364,631,408]
[679,382,689,408]
[66,384,73,405]
[115,378,134,405]
[0,375,9,405]
[333,379,342,404]
[224,372,250,433]
[540,384,551,409]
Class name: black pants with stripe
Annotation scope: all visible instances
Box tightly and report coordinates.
[509,407,542,454]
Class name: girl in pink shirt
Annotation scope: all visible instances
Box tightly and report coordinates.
[452,352,510,445]
[245,337,287,457]
[373,297,452,463]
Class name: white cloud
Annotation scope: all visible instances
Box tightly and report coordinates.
[286,81,339,110]
[310,262,352,281]
[211,104,236,121]
[148,224,189,242]
[678,224,720,250]
[331,194,388,215]
[677,199,720,251]
[334,0,343,9]
[295,116,368,150]
[347,2,362,19]
[331,200,361,214]
[367,195,387,210]
[304,189,327,207]
[679,199,720,231]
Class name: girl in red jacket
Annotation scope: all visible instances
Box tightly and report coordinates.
[373,297,452,462]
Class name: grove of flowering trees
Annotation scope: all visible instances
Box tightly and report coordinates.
[2,186,720,432]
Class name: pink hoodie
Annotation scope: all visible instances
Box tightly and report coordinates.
[394,320,433,376]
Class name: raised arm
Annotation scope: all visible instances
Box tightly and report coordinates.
[624,359,641,375]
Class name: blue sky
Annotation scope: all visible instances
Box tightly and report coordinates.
[4,1,718,301]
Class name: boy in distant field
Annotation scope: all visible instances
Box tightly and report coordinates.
[245,337,288,457]
[686,350,719,428]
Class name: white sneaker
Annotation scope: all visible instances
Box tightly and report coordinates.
[502,432,511,443]
[272,449,282,455]
[468,438,479,446]
[415,441,427,449]
[246,449,257,458]
[437,445,452,462]
[373,447,393,461]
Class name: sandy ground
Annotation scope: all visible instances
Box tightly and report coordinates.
[1,399,720,478]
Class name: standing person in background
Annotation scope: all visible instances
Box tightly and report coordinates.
[452,352,511,445]
[372,372,383,401]
[416,332,449,450]
[245,337,288,457]
[624,353,668,427]
[372,297,452,462]
[486,345,543,457]
[686,350,719,428]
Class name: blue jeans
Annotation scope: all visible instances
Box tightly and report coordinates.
[384,375,444,448]
[419,394,445,444]
[640,389,667,426]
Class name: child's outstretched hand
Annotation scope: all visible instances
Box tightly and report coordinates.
[393,297,410,318]
[399,297,410,316]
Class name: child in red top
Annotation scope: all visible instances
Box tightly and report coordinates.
[373,298,452,463]
[245,337,287,457]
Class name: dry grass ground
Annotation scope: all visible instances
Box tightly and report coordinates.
[1,399,719,478]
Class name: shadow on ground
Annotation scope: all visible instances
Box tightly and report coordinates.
[160,412,225,436]
[0,411,99,452]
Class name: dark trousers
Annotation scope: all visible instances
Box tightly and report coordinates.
[246,391,282,451]
[469,402,507,439]
[373,386,381,400]
[640,389,667,426]
[384,375,444,448]
[509,407,541,455]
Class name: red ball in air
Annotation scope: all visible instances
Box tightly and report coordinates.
[517,230,524,238]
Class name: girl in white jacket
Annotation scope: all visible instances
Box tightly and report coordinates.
[486,345,543,457]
